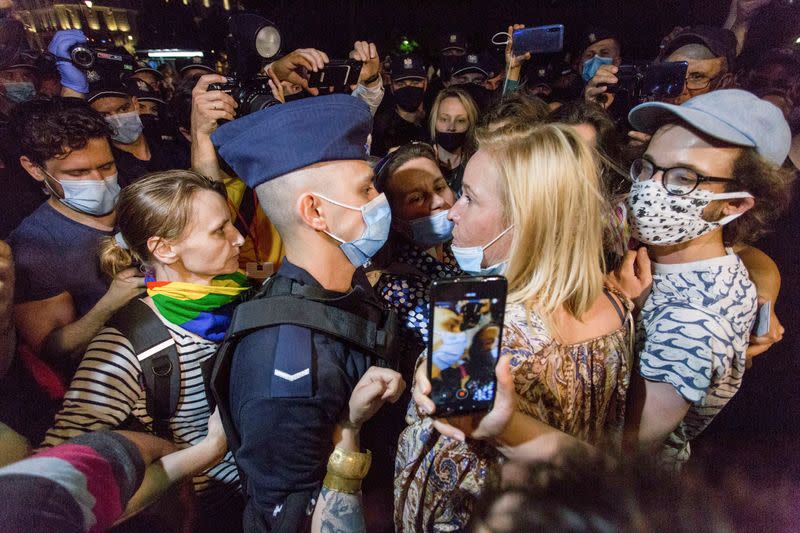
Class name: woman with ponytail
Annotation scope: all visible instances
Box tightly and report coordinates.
[43,170,248,529]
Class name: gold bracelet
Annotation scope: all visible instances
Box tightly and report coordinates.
[326,448,372,480]
[322,472,363,494]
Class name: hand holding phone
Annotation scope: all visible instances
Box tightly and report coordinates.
[306,59,363,90]
[511,24,565,55]
[428,276,507,417]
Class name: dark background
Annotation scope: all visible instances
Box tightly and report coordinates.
[141,0,798,61]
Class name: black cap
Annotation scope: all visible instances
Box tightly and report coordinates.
[176,58,215,75]
[390,54,426,81]
[446,52,490,80]
[87,79,129,103]
[440,32,467,52]
[658,26,738,71]
[131,66,163,79]
[122,77,165,104]
[581,28,620,55]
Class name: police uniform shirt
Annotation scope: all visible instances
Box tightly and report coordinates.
[228,259,378,519]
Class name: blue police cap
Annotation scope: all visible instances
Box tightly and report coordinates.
[211,94,372,188]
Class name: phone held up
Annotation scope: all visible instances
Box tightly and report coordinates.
[511,24,565,55]
[306,59,363,91]
[428,276,507,418]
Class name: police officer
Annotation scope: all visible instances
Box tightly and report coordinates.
[371,54,430,156]
[210,94,396,532]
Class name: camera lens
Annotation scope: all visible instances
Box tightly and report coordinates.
[240,93,279,116]
[70,46,95,69]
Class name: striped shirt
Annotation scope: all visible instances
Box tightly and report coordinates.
[43,303,240,499]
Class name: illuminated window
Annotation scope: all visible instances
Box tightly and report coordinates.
[223,0,230,9]
[203,0,210,7]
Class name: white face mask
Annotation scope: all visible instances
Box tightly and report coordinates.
[626,180,753,245]
[431,330,468,369]
[42,169,120,216]
[451,226,513,276]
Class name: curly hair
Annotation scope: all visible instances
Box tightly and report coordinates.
[10,97,113,166]
[723,148,796,246]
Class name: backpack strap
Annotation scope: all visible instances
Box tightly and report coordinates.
[107,299,180,440]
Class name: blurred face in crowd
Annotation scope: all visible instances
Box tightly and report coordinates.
[386,156,455,222]
[131,71,160,91]
[436,97,470,133]
[156,189,244,283]
[137,100,159,116]
[665,46,729,105]
[22,137,117,196]
[91,95,139,117]
[449,149,512,267]
[391,77,427,93]
[579,38,622,74]
[0,66,37,108]
[448,71,487,87]
[313,160,380,243]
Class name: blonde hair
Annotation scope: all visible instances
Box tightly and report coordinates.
[477,122,609,320]
[98,170,227,278]
[429,87,479,156]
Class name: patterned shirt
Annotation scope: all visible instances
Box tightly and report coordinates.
[637,251,757,467]
[375,241,462,380]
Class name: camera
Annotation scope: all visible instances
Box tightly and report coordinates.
[208,75,279,116]
[68,43,135,74]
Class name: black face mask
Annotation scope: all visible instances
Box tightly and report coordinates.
[435,130,467,152]
[393,86,425,112]
[140,114,162,139]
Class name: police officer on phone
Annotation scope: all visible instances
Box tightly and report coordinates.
[209,94,398,532]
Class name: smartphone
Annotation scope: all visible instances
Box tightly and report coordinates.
[306,59,363,89]
[512,24,565,55]
[752,301,771,337]
[610,61,687,100]
[428,276,507,417]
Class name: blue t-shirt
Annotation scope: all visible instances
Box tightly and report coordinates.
[8,202,111,317]
[636,250,757,467]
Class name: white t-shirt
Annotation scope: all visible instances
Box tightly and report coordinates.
[636,250,757,467]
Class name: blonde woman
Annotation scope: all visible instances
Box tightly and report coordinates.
[394,123,634,531]
[429,87,479,195]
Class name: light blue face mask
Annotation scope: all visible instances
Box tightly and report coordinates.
[316,192,392,267]
[106,111,144,144]
[451,225,513,276]
[395,210,454,249]
[42,169,120,216]
[581,55,614,83]
[2,81,36,103]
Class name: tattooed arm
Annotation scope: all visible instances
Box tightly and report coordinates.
[312,367,405,533]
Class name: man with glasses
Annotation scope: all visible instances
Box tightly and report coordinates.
[655,26,738,105]
[620,89,793,468]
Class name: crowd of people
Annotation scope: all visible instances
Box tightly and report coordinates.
[0,0,798,531]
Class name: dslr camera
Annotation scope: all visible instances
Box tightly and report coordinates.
[209,13,282,117]
[208,75,279,116]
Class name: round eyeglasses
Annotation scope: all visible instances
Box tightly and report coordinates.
[629,158,737,196]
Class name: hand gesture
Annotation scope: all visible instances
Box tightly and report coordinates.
[584,64,618,108]
[270,48,330,96]
[351,41,381,86]
[103,267,145,311]
[607,247,653,311]
[191,74,238,136]
[505,24,531,70]
[47,30,89,94]
[745,297,785,366]
[348,366,405,429]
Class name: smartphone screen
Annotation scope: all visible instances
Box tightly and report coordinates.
[428,277,507,417]
[641,61,688,99]
[512,24,565,55]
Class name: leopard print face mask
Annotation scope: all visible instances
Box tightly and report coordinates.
[626,180,753,245]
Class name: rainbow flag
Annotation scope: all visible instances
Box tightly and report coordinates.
[146,272,251,342]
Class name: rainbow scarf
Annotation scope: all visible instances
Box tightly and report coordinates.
[146,272,251,342]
